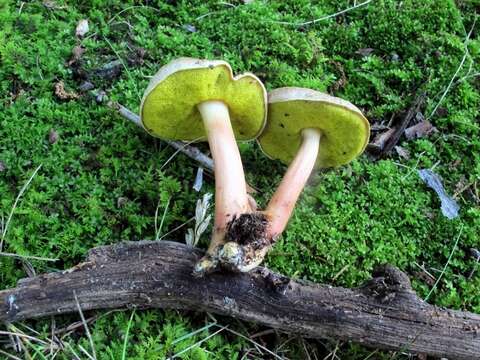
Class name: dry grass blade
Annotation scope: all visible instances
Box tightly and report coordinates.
[0,331,49,345]
[167,325,227,359]
[109,101,215,171]
[78,344,96,360]
[428,14,477,119]
[1,164,42,252]
[219,326,287,360]
[121,309,136,360]
[0,252,57,262]
[73,291,97,360]
[424,224,464,301]
[154,197,170,240]
[160,137,205,170]
[64,341,84,360]
[0,349,23,360]
[275,0,372,26]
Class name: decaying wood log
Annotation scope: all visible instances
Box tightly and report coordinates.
[1,241,479,359]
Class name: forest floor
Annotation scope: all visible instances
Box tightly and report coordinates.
[0,0,479,359]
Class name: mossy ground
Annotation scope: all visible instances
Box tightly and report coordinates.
[1,0,479,358]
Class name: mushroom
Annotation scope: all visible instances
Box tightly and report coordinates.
[220,87,370,271]
[140,58,267,275]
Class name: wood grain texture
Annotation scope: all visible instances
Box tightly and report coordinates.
[1,240,479,359]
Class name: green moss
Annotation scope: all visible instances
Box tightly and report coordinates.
[0,0,479,358]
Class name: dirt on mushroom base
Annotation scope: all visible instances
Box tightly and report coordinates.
[223,212,273,271]
[225,212,270,250]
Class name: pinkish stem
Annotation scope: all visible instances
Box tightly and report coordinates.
[197,100,250,255]
[265,128,321,239]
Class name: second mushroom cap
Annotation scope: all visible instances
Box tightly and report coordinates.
[258,87,370,167]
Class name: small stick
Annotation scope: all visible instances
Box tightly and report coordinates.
[379,93,426,157]
[108,100,259,194]
[108,101,214,171]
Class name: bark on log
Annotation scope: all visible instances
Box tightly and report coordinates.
[1,241,479,359]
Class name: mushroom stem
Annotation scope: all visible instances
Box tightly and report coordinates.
[265,128,321,239]
[198,100,250,254]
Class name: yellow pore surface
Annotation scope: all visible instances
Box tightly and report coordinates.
[259,100,370,167]
[141,65,266,141]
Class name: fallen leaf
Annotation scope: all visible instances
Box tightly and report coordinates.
[405,120,437,140]
[78,81,94,92]
[43,0,66,9]
[95,90,107,103]
[127,47,147,66]
[394,146,410,160]
[413,271,435,287]
[418,169,459,220]
[68,45,86,66]
[182,24,197,33]
[390,53,400,62]
[371,128,395,149]
[117,197,128,208]
[455,175,468,194]
[193,167,204,192]
[54,81,79,100]
[94,60,123,80]
[449,159,461,170]
[415,111,425,122]
[76,19,89,37]
[49,129,59,144]
[470,248,480,261]
[370,123,389,131]
[355,48,374,57]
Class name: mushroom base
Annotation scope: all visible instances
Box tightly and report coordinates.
[225,212,269,249]
[193,212,275,275]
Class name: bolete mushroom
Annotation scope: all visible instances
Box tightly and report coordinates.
[220,87,370,271]
[140,58,267,275]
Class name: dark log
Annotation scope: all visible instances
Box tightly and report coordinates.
[1,241,479,359]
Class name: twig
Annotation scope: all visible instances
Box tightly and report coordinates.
[1,164,42,252]
[379,93,426,157]
[275,0,372,27]
[78,344,96,360]
[3,241,479,359]
[108,102,214,171]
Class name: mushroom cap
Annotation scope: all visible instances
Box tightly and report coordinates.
[140,58,267,141]
[258,87,370,167]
